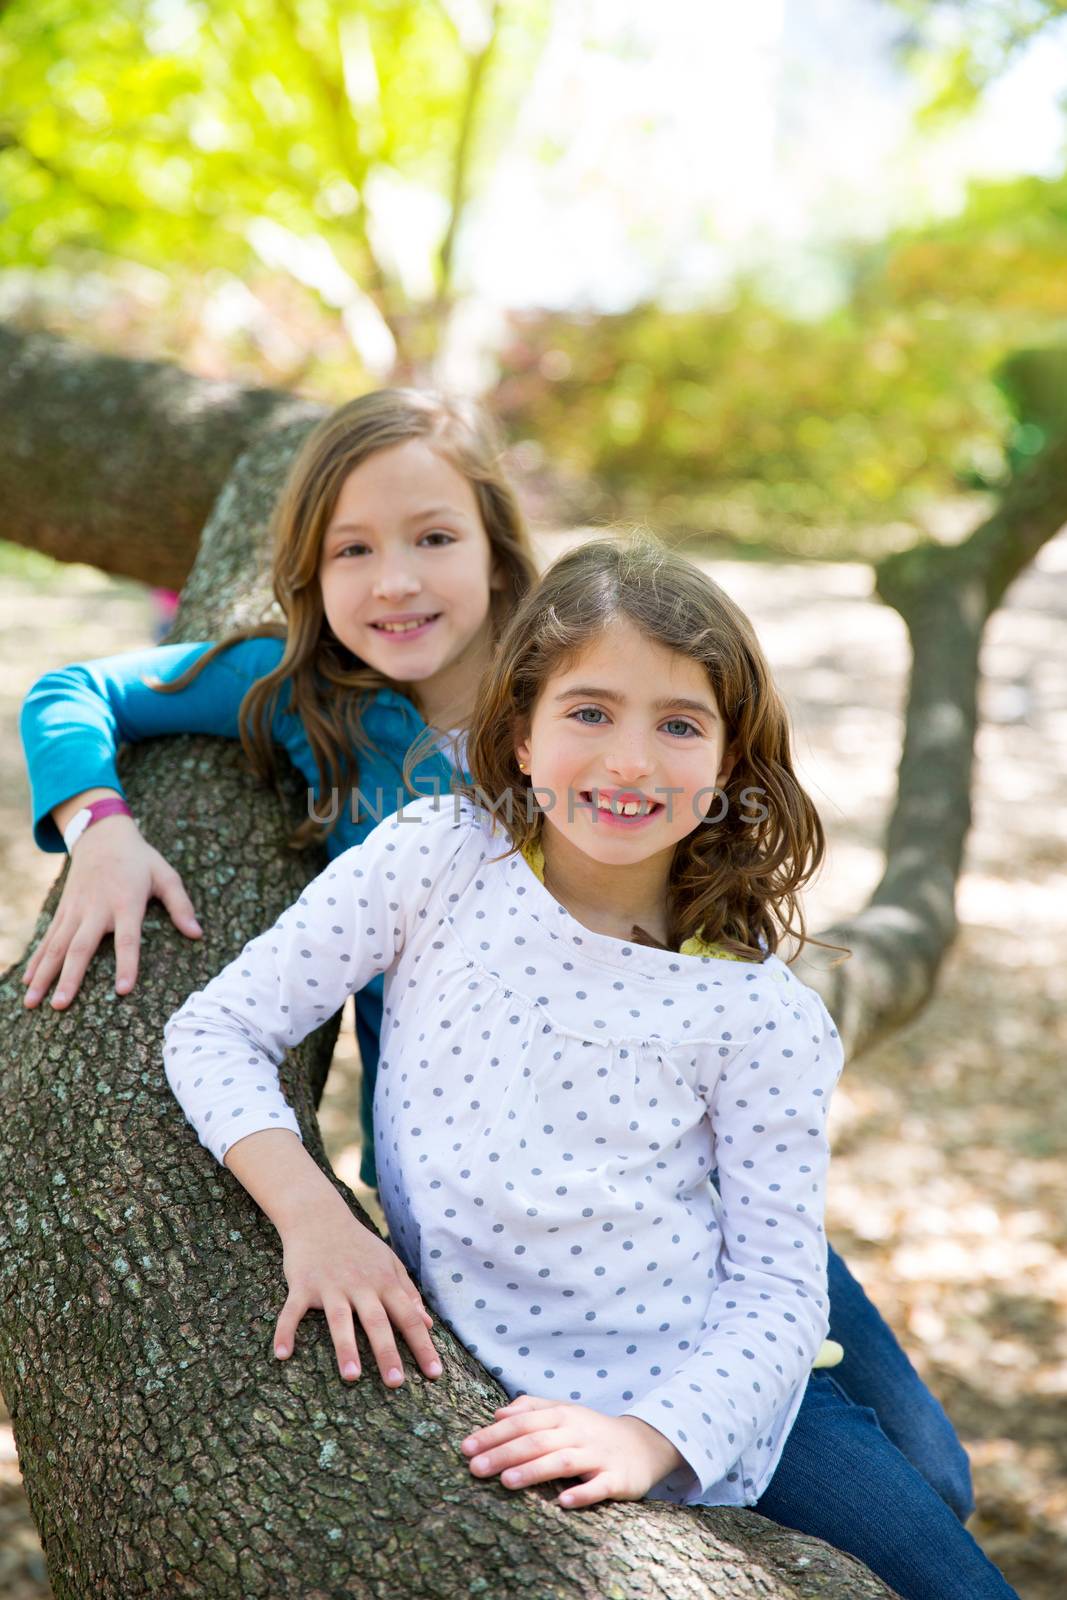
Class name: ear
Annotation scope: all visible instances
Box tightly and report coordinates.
[489,557,509,593]
[513,720,531,771]
[716,744,736,790]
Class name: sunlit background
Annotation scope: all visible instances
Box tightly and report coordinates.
[3,0,1067,554]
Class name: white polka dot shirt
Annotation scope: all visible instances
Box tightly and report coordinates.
[164,794,843,1508]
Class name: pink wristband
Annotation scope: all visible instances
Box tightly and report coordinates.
[62,797,134,854]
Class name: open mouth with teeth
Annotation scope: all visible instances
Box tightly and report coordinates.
[369,614,442,636]
[580,790,664,820]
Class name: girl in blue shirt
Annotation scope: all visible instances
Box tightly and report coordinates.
[21,388,538,1188]
[19,386,977,1551]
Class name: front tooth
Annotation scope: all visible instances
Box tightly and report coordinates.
[595,796,648,815]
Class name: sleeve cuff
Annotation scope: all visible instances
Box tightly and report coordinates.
[622,1393,729,1504]
[201,1106,304,1167]
[32,762,125,853]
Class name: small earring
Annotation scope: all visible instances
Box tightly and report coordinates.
[517,761,529,774]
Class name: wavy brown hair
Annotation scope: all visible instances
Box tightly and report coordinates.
[459,533,840,964]
[157,389,538,846]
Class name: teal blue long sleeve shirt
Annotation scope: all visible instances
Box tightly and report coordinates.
[19,636,461,1188]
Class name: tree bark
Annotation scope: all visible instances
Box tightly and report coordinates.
[0,324,323,588]
[0,392,897,1597]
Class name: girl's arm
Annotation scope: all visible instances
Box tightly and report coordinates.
[163,798,465,1385]
[19,637,285,1008]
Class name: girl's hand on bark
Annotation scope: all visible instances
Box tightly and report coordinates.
[460,1394,685,1508]
[274,1202,442,1389]
[23,817,201,1009]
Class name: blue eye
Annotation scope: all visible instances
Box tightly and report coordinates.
[663,718,698,737]
[571,707,608,725]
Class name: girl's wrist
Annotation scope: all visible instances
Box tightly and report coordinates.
[223,1129,346,1235]
[617,1416,686,1484]
[52,786,124,837]
[272,1181,351,1240]
[62,796,134,854]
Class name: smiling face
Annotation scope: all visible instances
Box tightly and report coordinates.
[514,618,735,874]
[317,438,503,728]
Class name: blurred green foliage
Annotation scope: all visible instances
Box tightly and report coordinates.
[0,0,550,371]
[492,170,1067,556]
[890,0,1067,120]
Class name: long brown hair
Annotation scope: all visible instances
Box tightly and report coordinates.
[460,533,839,964]
[158,389,538,846]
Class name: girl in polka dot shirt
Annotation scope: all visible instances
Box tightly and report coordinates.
[164,536,1018,1599]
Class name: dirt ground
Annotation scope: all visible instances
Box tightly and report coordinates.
[1,531,1065,1599]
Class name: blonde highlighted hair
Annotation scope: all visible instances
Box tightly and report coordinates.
[458,533,836,963]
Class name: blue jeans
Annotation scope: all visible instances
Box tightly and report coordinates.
[823,1245,974,1521]
[754,1247,1018,1600]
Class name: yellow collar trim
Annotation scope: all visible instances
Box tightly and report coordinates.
[520,839,742,962]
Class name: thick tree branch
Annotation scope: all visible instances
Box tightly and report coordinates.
[0,324,322,587]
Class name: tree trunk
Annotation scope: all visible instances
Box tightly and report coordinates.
[0,386,898,1597]
[793,431,1067,1052]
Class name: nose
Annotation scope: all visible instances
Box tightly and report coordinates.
[372,551,420,602]
[603,729,654,783]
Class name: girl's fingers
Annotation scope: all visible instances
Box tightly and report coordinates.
[156,869,203,938]
[274,1293,309,1364]
[463,1401,556,1452]
[557,1473,611,1509]
[351,1292,407,1387]
[112,907,143,995]
[495,1393,552,1417]
[22,925,55,984]
[23,925,68,1004]
[463,1409,559,1458]
[323,1298,363,1382]
[496,1445,588,1491]
[468,1428,562,1479]
[382,1286,443,1379]
[50,922,109,1009]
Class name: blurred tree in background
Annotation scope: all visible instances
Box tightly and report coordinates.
[0,0,551,380]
